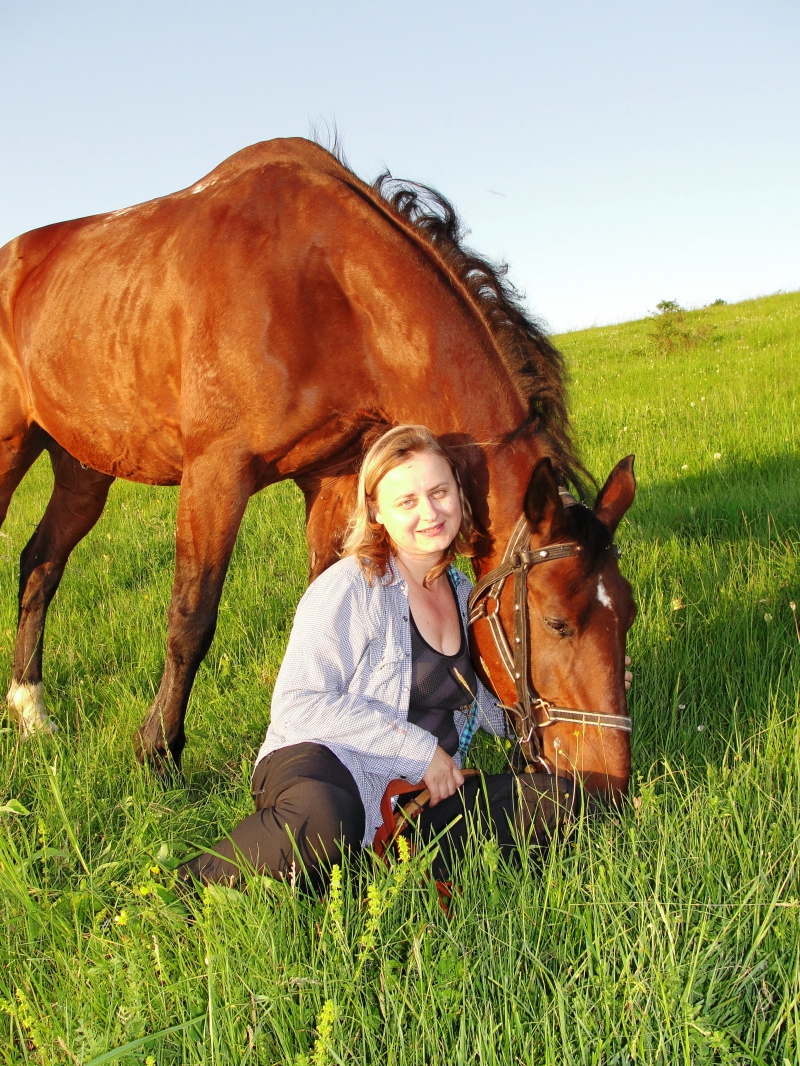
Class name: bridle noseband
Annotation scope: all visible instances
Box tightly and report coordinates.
[467,502,632,771]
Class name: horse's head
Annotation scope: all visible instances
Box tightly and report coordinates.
[471,454,636,799]
[523,455,636,797]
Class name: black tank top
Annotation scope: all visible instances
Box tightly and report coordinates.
[406,573,478,756]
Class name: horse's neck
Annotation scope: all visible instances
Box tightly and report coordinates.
[293,188,545,572]
[355,255,538,535]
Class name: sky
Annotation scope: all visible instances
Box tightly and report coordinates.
[1,0,797,333]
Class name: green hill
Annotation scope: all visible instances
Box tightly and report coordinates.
[0,291,798,1063]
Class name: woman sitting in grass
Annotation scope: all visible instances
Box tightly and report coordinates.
[181,425,593,889]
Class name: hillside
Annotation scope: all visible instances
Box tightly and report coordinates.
[0,291,798,1063]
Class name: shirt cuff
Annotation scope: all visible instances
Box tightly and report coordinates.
[392,725,438,785]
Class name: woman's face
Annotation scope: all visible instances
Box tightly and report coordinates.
[373,450,462,562]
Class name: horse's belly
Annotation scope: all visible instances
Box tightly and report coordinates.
[20,341,184,484]
[15,231,185,484]
[24,337,184,483]
[38,405,184,485]
[28,373,183,483]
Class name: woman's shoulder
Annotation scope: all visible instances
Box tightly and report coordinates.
[305,555,367,596]
[302,555,394,606]
[290,557,372,633]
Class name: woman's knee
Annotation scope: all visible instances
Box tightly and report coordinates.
[176,773,365,890]
[276,778,365,863]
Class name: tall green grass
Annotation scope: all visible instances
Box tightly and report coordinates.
[0,292,797,1064]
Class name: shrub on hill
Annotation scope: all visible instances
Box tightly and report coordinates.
[648,299,712,353]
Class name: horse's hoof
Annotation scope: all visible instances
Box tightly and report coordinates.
[134,728,183,779]
[6,680,59,740]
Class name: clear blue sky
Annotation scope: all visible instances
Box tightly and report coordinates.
[1,0,797,333]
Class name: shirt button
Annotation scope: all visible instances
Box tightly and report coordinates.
[402,615,408,621]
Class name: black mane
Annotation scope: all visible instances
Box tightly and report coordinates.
[372,173,592,499]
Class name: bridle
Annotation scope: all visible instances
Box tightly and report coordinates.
[467,497,632,772]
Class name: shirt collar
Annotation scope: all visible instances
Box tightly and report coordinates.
[376,556,466,589]
[380,556,403,587]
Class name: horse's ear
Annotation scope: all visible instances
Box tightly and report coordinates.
[524,457,567,537]
[594,455,636,535]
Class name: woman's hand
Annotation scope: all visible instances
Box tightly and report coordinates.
[625,654,633,691]
[423,745,465,806]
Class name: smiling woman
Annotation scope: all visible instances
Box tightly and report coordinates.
[342,424,475,589]
[179,425,577,891]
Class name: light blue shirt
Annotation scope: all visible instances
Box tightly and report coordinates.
[255,554,509,846]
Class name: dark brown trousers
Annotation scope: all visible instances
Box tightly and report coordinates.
[179,742,575,889]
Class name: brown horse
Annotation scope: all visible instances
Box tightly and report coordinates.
[0,138,636,796]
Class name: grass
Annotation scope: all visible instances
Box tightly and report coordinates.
[0,291,798,1064]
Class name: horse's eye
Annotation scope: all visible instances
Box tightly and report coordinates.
[544,617,572,637]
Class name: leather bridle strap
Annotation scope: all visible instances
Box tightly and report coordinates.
[467,513,632,764]
[536,704,632,732]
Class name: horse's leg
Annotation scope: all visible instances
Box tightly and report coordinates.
[135,451,254,768]
[1,421,45,733]
[0,427,45,532]
[302,473,357,581]
[9,445,114,737]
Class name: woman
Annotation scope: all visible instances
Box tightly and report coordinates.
[181,425,578,889]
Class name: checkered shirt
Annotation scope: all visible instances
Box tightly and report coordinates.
[254,554,509,847]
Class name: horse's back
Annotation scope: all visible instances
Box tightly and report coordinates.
[184,137,355,192]
[1,136,358,356]
[0,138,453,485]
[0,139,365,483]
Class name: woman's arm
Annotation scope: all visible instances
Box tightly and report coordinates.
[268,563,437,785]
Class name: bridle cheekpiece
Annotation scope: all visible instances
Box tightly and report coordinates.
[467,498,632,771]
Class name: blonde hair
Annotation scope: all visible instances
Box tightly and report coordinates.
[341,425,478,586]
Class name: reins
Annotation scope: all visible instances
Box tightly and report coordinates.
[373,771,484,915]
[372,770,483,861]
[467,502,632,769]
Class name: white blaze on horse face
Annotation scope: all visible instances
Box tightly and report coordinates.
[596,576,613,610]
[6,681,58,740]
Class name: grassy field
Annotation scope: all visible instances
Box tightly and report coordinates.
[0,292,798,1064]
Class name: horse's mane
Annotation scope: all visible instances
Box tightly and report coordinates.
[372,174,591,498]
[310,134,592,498]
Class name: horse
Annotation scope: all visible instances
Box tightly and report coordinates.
[0,138,636,797]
